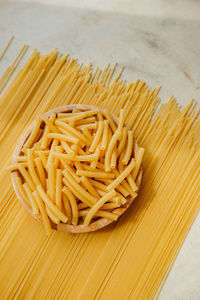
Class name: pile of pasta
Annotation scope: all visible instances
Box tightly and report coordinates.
[9,107,144,234]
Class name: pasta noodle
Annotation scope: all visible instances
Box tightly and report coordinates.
[107,159,136,190]
[76,169,115,179]
[32,190,52,235]
[47,132,79,144]
[0,44,28,94]
[3,48,198,300]
[101,120,109,150]
[79,209,118,221]
[84,190,116,225]
[34,157,46,189]
[23,119,42,152]
[0,35,14,60]
[89,121,104,152]
[55,120,90,145]
[122,130,134,164]
[36,185,68,223]
[62,192,72,223]
[62,186,78,225]
[23,183,39,215]
[55,169,62,210]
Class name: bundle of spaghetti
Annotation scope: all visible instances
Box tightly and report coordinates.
[0,44,29,94]
[1,49,200,300]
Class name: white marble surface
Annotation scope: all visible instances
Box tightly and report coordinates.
[0,0,200,299]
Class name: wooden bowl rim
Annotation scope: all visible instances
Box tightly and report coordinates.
[11,104,142,233]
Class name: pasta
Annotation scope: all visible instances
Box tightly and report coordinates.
[62,186,78,225]
[0,44,29,94]
[84,190,116,225]
[3,48,198,300]
[0,35,14,60]
[9,105,141,235]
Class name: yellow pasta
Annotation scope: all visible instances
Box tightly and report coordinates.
[6,52,145,300]
[132,147,144,180]
[117,109,125,138]
[40,125,49,149]
[3,47,200,300]
[77,202,88,210]
[101,202,121,210]
[62,192,72,223]
[117,126,128,156]
[107,159,136,190]
[48,161,56,201]
[52,151,97,162]
[127,174,138,192]
[7,162,28,171]
[110,145,117,169]
[46,139,59,168]
[18,165,35,190]
[104,109,124,171]
[63,169,97,204]
[62,186,78,225]
[75,116,96,126]
[79,209,118,221]
[46,205,60,224]
[71,144,78,155]
[80,176,100,198]
[89,178,108,192]
[77,122,97,130]
[97,111,104,121]
[55,120,90,145]
[62,177,93,207]
[47,132,79,144]
[84,190,116,225]
[44,117,59,133]
[60,161,80,183]
[0,35,14,60]
[89,121,104,152]
[122,130,134,164]
[81,127,93,142]
[32,190,52,235]
[23,182,39,215]
[22,119,42,152]
[15,176,30,206]
[57,126,86,148]
[76,169,115,179]
[90,144,101,169]
[53,147,61,169]
[101,119,109,150]
[103,109,117,132]
[60,141,74,156]
[37,151,48,171]
[14,155,28,162]
[65,109,99,122]
[36,185,68,223]
[0,45,29,94]
[34,157,46,189]
[55,169,62,210]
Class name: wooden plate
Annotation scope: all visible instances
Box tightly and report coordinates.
[11,105,142,233]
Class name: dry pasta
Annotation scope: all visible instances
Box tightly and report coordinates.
[0,35,14,60]
[2,48,198,300]
[9,106,141,235]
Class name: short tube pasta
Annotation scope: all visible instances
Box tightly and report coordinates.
[10,106,143,234]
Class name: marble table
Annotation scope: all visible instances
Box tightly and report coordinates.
[0,0,200,298]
